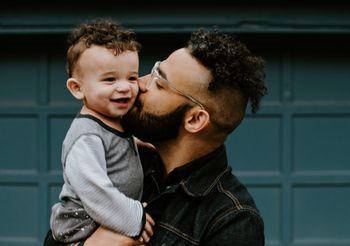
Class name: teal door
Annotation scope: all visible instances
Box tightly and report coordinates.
[225,37,350,246]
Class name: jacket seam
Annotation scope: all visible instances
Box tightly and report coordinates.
[206,180,262,235]
[202,166,230,196]
[217,180,243,209]
[158,222,200,245]
[207,206,263,236]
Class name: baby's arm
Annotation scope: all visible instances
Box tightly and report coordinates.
[65,135,145,237]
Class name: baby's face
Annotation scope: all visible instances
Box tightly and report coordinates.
[76,45,139,119]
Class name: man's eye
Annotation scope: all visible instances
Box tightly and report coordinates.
[155,79,164,89]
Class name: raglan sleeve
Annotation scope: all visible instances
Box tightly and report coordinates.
[64,134,145,237]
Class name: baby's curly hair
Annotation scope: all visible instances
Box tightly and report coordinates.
[66,18,141,77]
[187,29,267,113]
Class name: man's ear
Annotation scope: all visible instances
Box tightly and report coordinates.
[184,108,210,133]
[66,78,84,100]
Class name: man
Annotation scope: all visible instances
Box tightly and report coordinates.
[46,28,267,245]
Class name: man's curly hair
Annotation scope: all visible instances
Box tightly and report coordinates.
[187,29,267,113]
[66,18,141,77]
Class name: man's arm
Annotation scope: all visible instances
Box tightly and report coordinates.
[83,227,144,246]
[44,212,154,246]
[42,227,139,246]
[83,210,154,246]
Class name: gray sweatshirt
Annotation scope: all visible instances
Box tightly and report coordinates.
[50,114,144,242]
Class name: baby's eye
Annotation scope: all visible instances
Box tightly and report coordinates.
[104,77,116,82]
[129,76,138,82]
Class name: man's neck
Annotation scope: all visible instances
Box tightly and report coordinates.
[155,138,221,175]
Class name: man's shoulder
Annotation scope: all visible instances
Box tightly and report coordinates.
[203,172,264,239]
[207,170,262,219]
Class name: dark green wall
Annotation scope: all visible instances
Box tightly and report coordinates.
[1,1,350,245]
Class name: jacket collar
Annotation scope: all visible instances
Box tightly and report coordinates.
[142,144,230,198]
[178,145,230,197]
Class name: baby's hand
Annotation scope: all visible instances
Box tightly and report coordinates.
[139,204,155,243]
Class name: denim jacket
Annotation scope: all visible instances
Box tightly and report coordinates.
[141,145,265,246]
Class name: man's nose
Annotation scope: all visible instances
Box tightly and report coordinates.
[138,75,150,92]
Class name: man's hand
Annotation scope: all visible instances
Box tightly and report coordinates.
[84,226,144,246]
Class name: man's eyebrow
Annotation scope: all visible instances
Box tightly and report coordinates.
[157,64,168,80]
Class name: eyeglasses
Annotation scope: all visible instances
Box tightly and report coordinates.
[147,61,205,109]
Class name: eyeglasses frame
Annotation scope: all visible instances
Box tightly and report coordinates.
[148,61,206,109]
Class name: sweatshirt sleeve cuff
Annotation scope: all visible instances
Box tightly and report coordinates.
[133,206,146,239]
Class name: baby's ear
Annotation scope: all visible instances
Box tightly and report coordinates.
[66,78,84,100]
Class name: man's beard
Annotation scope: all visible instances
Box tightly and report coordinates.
[122,99,191,144]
